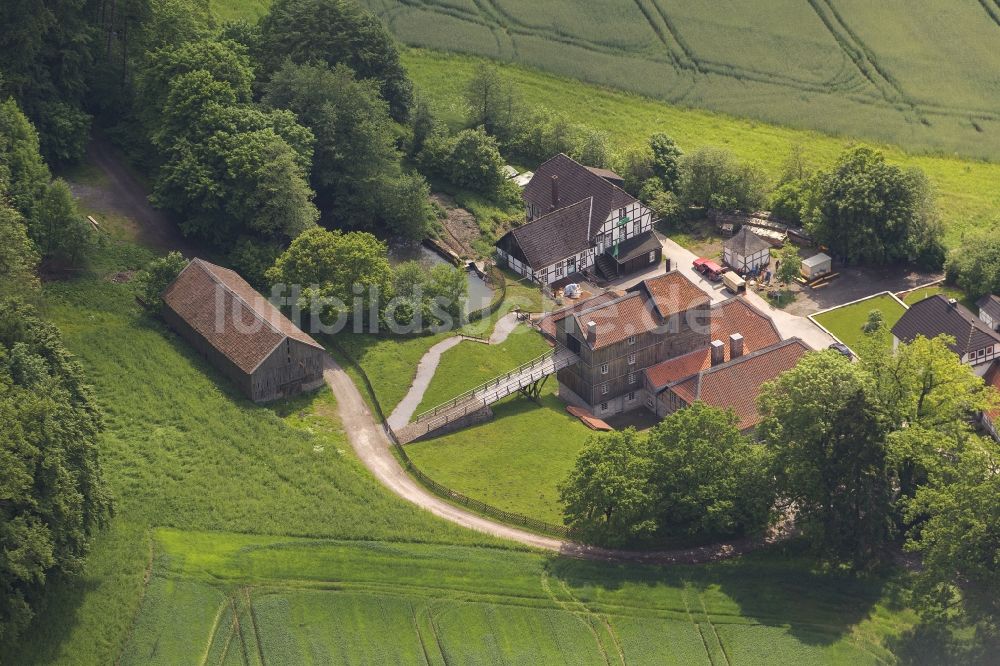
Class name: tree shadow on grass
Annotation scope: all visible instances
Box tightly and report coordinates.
[548,540,898,649]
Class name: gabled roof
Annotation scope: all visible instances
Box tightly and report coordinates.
[163,258,322,374]
[977,294,1000,322]
[524,153,636,235]
[644,297,782,390]
[537,292,618,339]
[584,166,624,186]
[723,227,771,256]
[669,338,810,431]
[572,291,660,350]
[500,198,593,269]
[891,294,1000,358]
[630,271,710,320]
[610,230,661,265]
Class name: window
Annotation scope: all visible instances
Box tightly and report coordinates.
[628,354,636,365]
[601,363,609,374]
[979,348,986,358]
[601,383,609,395]
[627,373,636,385]
[649,250,657,263]
[555,264,564,278]
[628,335,636,345]
[628,391,636,401]
[600,402,608,411]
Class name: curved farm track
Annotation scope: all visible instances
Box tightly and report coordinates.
[324,353,791,564]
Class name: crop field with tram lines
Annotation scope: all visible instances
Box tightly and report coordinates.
[119,529,905,665]
[358,0,1000,161]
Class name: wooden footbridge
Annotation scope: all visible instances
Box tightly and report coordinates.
[393,345,579,444]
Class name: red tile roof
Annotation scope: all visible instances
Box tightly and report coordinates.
[163,258,322,374]
[538,292,618,339]
[644,297,782,390]
[669,339,810,431]
[634,271,710,320]
[573,292,660,350]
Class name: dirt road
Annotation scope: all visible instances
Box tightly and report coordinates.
[82,137,199,256]
[324,354,789,563]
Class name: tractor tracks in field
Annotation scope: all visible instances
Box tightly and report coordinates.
[540,570,625,666]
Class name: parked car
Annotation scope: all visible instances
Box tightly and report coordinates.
[828,342,854,360]
[692,257,724,281]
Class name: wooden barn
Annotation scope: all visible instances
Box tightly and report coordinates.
[162,258,325,403]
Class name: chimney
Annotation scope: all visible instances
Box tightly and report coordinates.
[586,320,597,344]
[550,175,560,209]
[710,339,725,366]
[729,333,744,359]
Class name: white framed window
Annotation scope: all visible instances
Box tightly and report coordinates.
[649,251,656,263]
[600,402,608,411]
[601,383,609,395]
[628,354,636,365]
[628,335,636,345]
[628,391,636,401]
[555,264,564,278]
[979,348,986,358]
[601,363,609,374]
[627,373,636,385]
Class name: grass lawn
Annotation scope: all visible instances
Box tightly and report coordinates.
[1,238,501,665]
[900,283,975,311]
[116,527,914,665]
[407,382,593,524]
[813,294,908,354]
[415,328,551,413]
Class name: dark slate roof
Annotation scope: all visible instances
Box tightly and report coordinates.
[723,227,771,255]
[611,230,661,264]
[977,294,1000,322]
[524,154,636,237]
[163,258,322,374]
[584,166,624,186]
[891,295,1000,357]
[501,198,594,268]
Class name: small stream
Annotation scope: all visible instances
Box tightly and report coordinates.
[388,243,495,314]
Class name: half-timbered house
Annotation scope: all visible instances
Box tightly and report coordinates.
[495,154,659,285]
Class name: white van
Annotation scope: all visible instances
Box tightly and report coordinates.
[722,271,746,294]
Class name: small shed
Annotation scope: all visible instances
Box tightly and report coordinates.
[722,227,771,273]
[801,253,832,278]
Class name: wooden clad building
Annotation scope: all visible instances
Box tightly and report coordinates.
[162,258,325,403]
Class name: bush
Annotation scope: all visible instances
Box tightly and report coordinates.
[678,146,769,211]
[136,252,188,311]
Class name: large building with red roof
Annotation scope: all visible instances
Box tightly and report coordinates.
[162,258,325,403]
[547,269,811,427]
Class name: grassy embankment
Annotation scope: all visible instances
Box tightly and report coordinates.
[401,48,1000,249]
[0,226,504,665]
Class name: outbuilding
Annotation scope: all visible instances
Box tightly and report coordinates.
[162,258,326,403]
[722,227,771,273]
[800,252,832,279]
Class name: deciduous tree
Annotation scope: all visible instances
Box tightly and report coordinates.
[646,403,774,538]
[258,0,413,121]
[559,429,655,545]
[758,351,893,566]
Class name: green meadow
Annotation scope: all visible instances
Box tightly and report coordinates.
[813,293,908,354]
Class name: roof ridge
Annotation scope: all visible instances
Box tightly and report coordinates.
[188,259,287,342]
[697,337,806,377]
[551,153,637,204]
[512,197,592,235]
